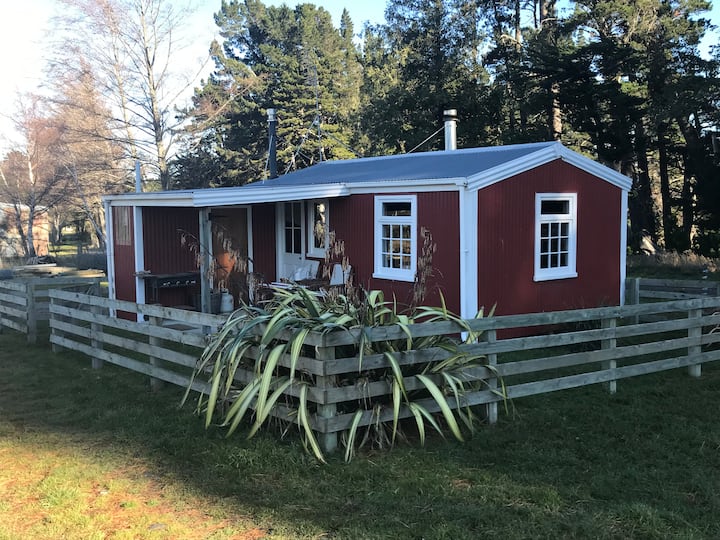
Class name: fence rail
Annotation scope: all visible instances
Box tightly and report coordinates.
[625,277,720,303]
[0,277,103,343]
[46,288,720,454]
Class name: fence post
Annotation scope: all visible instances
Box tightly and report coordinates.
[315,343,338,454]
[148,316,164,391]
[484,329,498,424]
[50,292,62,353]
[90,304,104,369]
[688,308,702,378]
[630,278,641,324]
[601,317,617,394]
[26,282,37,344]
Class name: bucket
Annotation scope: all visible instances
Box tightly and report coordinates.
[220,291,234,313]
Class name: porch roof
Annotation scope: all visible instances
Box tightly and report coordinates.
[104,141,631,207]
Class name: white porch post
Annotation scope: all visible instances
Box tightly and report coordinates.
[199,208,212,313]
[133,206,145,321]
[104,200,116,305]
[458,187,478,320]
[246,206,254,273]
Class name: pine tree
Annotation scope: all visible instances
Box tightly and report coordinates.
[178,0,363,186]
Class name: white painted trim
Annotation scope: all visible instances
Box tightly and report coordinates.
[619,189,628,306]
[199,208,212,312]
[276,201,307,280]
[467,143,632,192]
[558,147,633,191]
[133,206,145,321]
[534,193,578,282]
[105,193,195,207]
[246,206,254,273]
[458,188,478,319]
[103,181,460,208]
[306,199,329,258]
[347,180,466,193]
[275,203,283,281]
[104,200,117,313]
[195,184,349,207]
[373,195,417,283]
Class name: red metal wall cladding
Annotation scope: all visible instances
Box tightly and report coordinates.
[476,159,622,318]
[112,206,136,304]
[251,203,277,282]
[331,192,461,314]
[143,207,200,306]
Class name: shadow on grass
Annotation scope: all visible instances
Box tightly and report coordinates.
[2,329,720,539]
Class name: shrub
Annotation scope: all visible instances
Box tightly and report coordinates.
[184,286,502,462]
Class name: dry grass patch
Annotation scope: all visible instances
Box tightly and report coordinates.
[0,435,263,540]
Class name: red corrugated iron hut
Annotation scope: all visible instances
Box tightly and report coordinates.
[103,138,631,320]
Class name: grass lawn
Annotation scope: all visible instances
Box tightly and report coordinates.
[1,330,720,539]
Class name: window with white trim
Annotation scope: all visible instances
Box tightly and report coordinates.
[374,195,416,281]
[534,193,577,281]
[114,206,132,246]
[307,199,329,258]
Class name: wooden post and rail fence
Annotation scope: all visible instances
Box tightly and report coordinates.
[0,277,103,343]
[3,277,720,454]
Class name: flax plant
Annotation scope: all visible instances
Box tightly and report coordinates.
[184,231,505,462]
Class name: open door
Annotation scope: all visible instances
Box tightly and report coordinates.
[277,201,306,280]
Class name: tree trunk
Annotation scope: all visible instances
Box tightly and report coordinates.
[540,0,561,140]
[657,128,675,248]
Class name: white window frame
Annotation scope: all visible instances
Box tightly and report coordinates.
[534,193,578,282]
[373,195,417,282]
[306,199,329,258]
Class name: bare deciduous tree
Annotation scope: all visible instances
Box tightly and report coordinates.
[50,0,203,190]
[0,97,68,258]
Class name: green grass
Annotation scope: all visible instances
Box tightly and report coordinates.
[2,330,720,539]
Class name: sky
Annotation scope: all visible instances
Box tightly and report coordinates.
[0,0,718,150]
[0,0,388,150]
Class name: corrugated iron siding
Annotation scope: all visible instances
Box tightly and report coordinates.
[332,192,461,313]
[251,203,277,282]
[143,207,200,306]
[112,206,135,304]
[477,159,622,317]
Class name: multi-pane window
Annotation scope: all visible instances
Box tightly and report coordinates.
[374,196,416,281]
[284,202,302,254]
[534,194,577,281]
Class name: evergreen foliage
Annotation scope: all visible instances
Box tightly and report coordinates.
[174,0,720,254]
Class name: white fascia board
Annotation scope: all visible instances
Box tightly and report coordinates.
[347,177,466,195]
[192,184,351,206]
[467,144,563,190]
[104,193,195,207]
[557,147,633,191]
[466,142,632,192]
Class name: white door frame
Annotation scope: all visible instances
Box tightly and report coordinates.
[275,201,306,280]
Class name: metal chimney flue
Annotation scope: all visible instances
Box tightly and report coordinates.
[443,109,458,151]
[268,108,278,178]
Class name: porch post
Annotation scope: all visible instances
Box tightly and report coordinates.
[133,206,145,320]
[199,208,212,313]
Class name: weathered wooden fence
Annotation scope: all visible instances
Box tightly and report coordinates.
[626,277,720,303]
[47,289,720,454]
[49,290,227,393]
[0,277,103,343]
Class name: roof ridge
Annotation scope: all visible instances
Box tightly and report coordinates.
[315,141,560,168]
